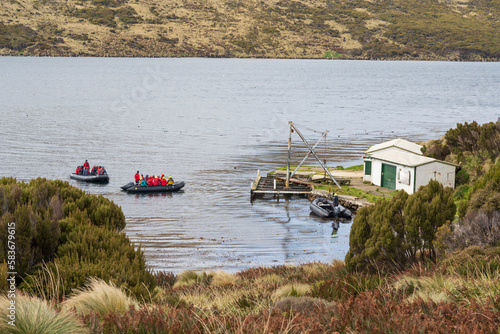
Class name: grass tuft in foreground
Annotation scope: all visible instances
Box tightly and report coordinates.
[0,294,87,334]
[62,278,138,316]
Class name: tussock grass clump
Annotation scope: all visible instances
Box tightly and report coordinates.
[22,262,64,304]
[0,294,87,334]
[394,274,456,303]
[173,270,210,289]
[273,284,311,299]
[210,271,240,287]
[62,278,137,316]
[178,286,271,316]
[254,273,284,290]
[300,262,330,278]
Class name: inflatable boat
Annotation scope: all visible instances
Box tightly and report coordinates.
[70,173,109,183]
[310,198,336,218]
[310,197,352,219]
[121,181,135,190]
[124,181,185,193]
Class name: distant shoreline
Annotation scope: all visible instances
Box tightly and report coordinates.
[1,54,498,62]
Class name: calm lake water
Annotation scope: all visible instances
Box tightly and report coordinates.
[0,58,498,274]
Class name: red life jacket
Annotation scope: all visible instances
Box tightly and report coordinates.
[135,173,140,182]
[76,166,81,174]
[83,161,89,168]
[161,178,167,186]
[154,178,160,186]
[148,178,154,186]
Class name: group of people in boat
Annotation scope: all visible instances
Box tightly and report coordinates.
[75,160,107,176]
[134,171,173,187]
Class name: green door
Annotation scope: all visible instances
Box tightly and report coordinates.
[381,163,397,190]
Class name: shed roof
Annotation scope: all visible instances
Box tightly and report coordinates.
[366,138,423,155]
[367,150,458,168]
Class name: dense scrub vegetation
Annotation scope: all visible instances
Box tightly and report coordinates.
[0,178,155,299]
[346,180,456,272]
[0,0,498,58]
[422,119,500,219]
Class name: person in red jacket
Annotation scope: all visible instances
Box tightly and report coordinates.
[76,166,81,175]
[148,176,154,187]
[134,171,140,184]
[83,160,89,169]
[153,176,160,186]
[160,175,167,186]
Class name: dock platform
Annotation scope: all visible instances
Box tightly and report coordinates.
[250,174,312,200]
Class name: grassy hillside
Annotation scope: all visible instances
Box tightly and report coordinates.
[0,0,499,59]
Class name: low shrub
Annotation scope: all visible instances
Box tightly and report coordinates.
[272,296,332,315]
[155,271,176,289]
[444,211,500,251]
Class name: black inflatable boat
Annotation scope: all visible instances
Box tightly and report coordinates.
[310,197,352,219]
[70,173,109,183]
[124,181,185,193]
[121,181,135,190]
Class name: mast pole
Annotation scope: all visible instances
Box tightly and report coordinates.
[286,121,292,188]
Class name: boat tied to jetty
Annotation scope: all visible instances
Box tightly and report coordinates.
[310,197,352,219]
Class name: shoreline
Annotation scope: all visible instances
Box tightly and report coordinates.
[1,53,498,62]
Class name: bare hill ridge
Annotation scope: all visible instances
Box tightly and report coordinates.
[1,0,499,60]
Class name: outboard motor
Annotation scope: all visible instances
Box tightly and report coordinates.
[332,221,339,235]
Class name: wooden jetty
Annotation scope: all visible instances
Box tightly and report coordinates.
[250,121,343,201]
[250,173,312,200]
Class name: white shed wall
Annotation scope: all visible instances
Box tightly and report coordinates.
[415,162,456,191]
[395,165,415,194]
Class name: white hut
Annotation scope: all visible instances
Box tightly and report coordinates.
[363,139,457,194]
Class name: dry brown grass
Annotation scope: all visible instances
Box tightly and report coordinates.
[0,0,359,58]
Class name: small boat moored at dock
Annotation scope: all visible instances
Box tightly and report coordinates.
[70,173,109,183]
[310,197,352,219]
[124,181,185,193]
